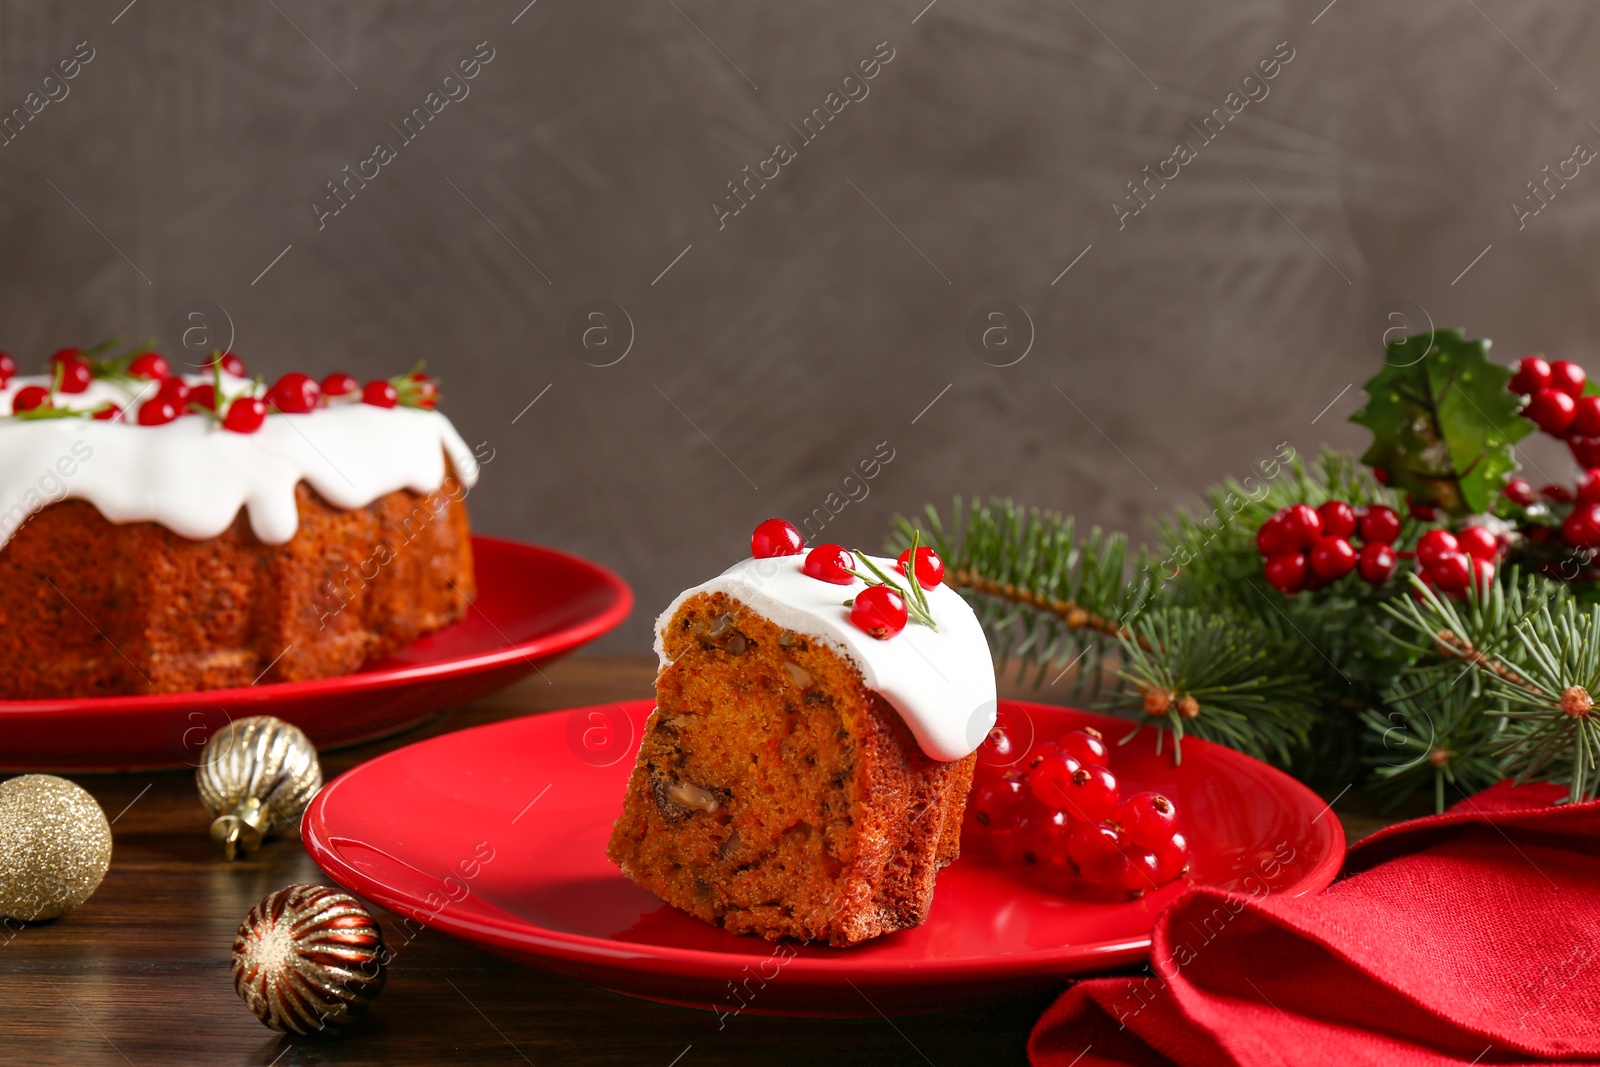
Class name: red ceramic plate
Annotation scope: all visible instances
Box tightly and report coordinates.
[0,537,631,772]
[303,700,1345,1015]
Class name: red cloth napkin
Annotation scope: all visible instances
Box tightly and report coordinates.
[1029,780,1600,1066]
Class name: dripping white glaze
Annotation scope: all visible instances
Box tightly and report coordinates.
[655,554,998,762]
[0,374,479,549]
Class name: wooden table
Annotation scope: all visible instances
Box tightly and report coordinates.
[0,655,1395,1067]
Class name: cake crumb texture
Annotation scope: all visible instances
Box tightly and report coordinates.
[0,468,473,698]
[607,591,974,947]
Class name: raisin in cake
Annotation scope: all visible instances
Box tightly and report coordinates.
[0,357,478,698]
[607,525,997,947]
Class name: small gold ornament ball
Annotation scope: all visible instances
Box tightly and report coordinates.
[232,884,387,1034]
[0,774,114,922]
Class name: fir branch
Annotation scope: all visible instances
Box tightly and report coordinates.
[1493,600,1600,802]
[1361,686,1504,813]
[892,499,1152,692]
[942,568,1141,645]
[1111,607,1323,766]
[1380,571,1600,804]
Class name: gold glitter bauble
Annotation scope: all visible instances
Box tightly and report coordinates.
[197,716,322,860]
[233,884,387,1034]
[0,774,113,922]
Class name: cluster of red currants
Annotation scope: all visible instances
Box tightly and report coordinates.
[749,518,946,640]
[1255,501,1401,594]
[964,724,1188,898]
[1508,356,1600,466]
[2,347,438,433]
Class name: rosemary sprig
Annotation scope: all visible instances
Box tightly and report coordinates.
[849,531,939,631]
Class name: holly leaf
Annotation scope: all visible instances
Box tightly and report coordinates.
[1349,329,1533,515]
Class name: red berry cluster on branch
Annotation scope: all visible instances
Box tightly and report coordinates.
[965,724,1188,898]
[1414,527,1498,592]
[1509,355,1600,465]
[1256,501,1400,594]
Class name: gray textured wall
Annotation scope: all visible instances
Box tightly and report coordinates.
[0,2,1592,649]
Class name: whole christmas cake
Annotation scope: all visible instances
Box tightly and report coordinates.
[607,520,997,947]
[0,345,478,698]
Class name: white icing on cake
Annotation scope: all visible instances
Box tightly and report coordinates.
[655,554,998,762]
[0,373,479,549]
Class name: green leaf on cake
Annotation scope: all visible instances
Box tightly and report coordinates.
[1349,329,1533,516]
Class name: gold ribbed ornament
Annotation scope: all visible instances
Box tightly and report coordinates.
[0,774,113,921]
[232,884,387,1033]
[197,716,322,860]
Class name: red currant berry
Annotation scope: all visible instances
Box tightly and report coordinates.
[223,396,267,434]
[1022,742,1059,775]
[1357,542,1398,584]
[964,776,1026,836]
[1572,438,1600,469]
[1502,477,1537,506]
[1525,388,1577,435]
[1067,821,1133,885]
[1279,504,1321,550]
[1372,468,1390,485]
[1578,469,1600,505]
[1263,552,1308,594]
[92,404,122,422]
[1471,558,1495,592]
[1056,727,1107,766]
[1006,805,1073,866]
[1573,396,1600,437]
[1416,529,1460,569]
[1357,505,1401,544]
[411,374,440,409]
[56,357,92,394]
[127,352,170,380]
[975,709,1034,774]
[49,347,81,368]
[154,376,190,405]
[137,398,181,426]
[1063,764,1118,823]
[321,372,360,398]
[1543,483,1577,504]
[1429,550,1471,592]
[266,372,320,414]
[850,585,907,639]
[1309,536,1357,580]
[896,546,946,589]
[1409,499,1437,521]
[1455,525,1498,561]
[12,385,51,413]
[188,383,217,411]
[802,544,855,584]
[1149,830,1190,883]
[1316,501,1357,540]
[362,379,399,408]
[1117,791,1180,849]
[1509,355,1553,395]
[751,518,805,559]
[1028,751,1083,809]
[207,351,248,377]
[1550,359,1588,397]
[1563,503,1600,547]
[1255,513,1288,557]
[0,353,14,383]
